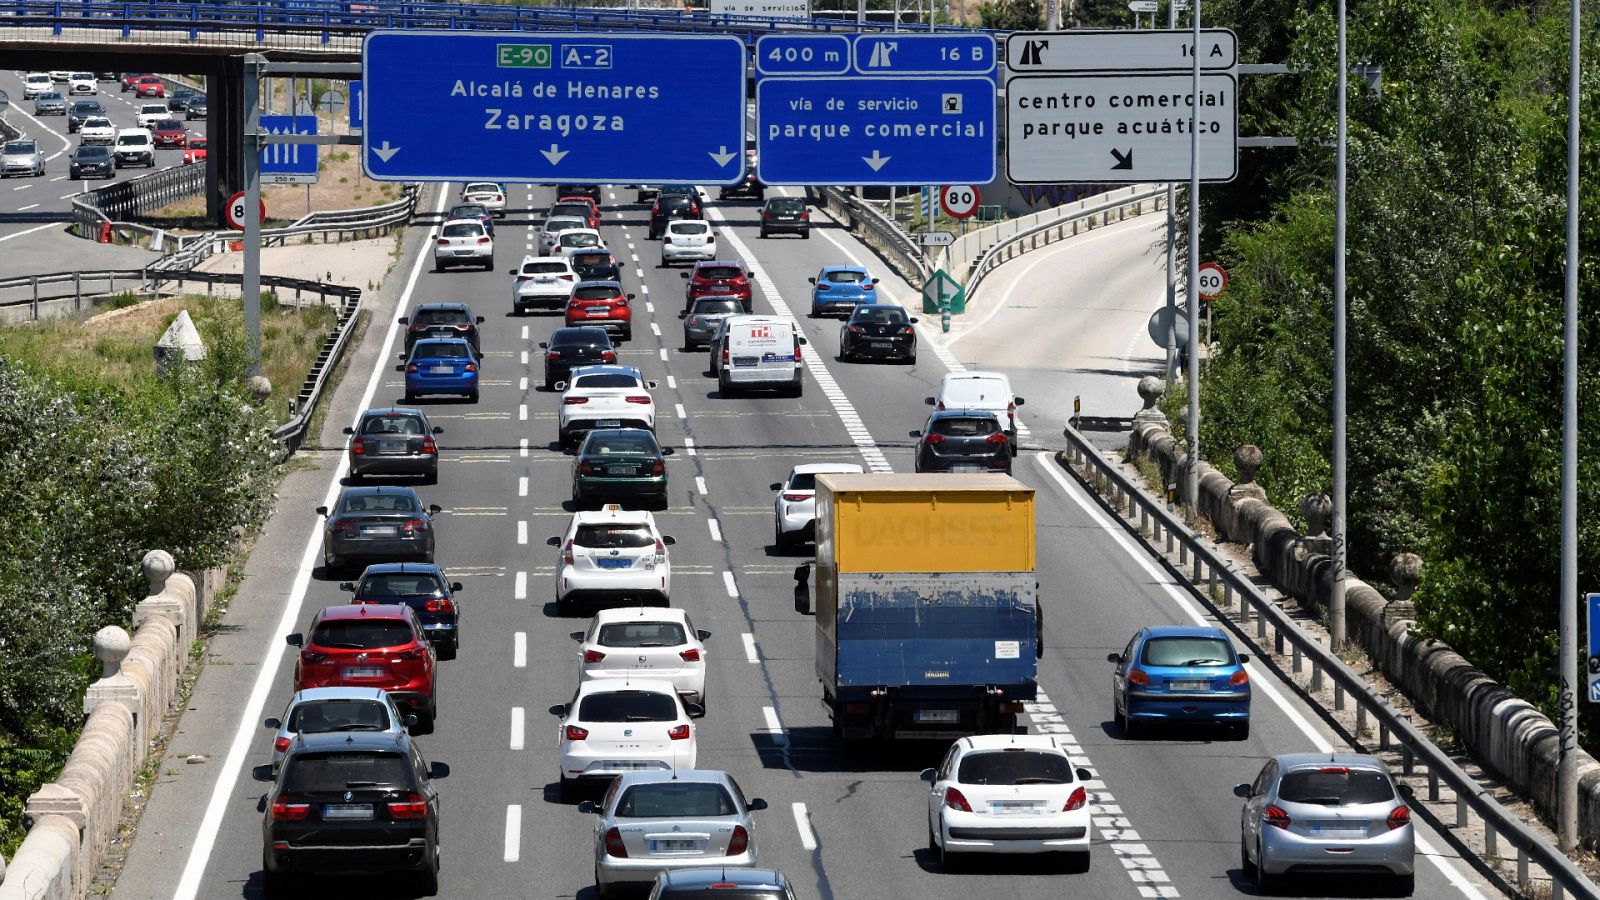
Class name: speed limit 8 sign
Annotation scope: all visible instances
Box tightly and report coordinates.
[940,185,980,220]
[1196,261,1228,300]
[225,191,267,231]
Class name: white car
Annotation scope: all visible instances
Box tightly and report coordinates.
[135,103,170,129]
[68,73,96,96]
[570,607,709,705]
[511,255,578,314]
[539,215,589,255]
[556,228,606,257]
[550,503,673,611]
[78,116,116,146]
[555,678,701,802]
[660,219,717,267]
[929,370,1026,452]
[432,217,494,271]
[771,463,864,552]
[555,366,658,448]
[23,73,51,100]
[460,181,506,216]
[49,71,71,83]
[922,734,1093,868]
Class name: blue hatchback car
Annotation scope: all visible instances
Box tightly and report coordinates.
[808,265,879,318]
[399,338,479,403]
[1108,625,1251,739]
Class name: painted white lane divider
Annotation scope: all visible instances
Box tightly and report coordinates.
[761,706,789,745]
[509,706,525,750]
[675,403,687,419]
[514,571,527,602]
[516,520,528,545]
[646,302,655,314]
[659,348,669,361]
[707,518,723,543]
[650,322,661,337]
[518,403,527,422]
[742,632,759,664]
[519,376,528,392]
[684,437,696,457]
[519,437,529,458]
[518,476,528,497]
[504,804,521,862]
[521,325,529,340]
[695,476,707,495]
[513,631,527,667]
[722,571,738,597]
[792,802,819,850]
[520,350,528,365]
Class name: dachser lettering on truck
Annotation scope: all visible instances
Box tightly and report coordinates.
[850,512,1008,548]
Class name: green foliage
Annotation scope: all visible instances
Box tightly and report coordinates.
[0,730,76,856]
[977,0,1042,29]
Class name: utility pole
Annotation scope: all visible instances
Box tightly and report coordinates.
[1183,0,1201,520]
[1557,0,1581,854]
[1163,0,1178,381]
[1330,0,1349,650]
[242,54,265,377]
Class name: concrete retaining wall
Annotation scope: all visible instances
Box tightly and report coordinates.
[0,552,209,900]
[1125,418,1600,844]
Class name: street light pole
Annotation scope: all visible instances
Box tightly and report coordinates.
[242,54,265,377]
[1163,0,1178,381]
[1183,0,1201,520]
[1557,0,1581,854]
[1330,0,1349,651]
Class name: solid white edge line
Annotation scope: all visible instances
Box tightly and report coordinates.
[504,804,521,862]
[509,706,525,750]
[791,802,818,851]
[0,221,63,244]
[741,632,759,664]
[513,630,527,667]
[170,183,450,900]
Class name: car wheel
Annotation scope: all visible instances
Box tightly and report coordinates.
[417,850,439,896]
[438,641,457,662]
[621,328,632,342]
[802,229,811,239]
[468,390,479,403]
[1233,720,1251,741]
[718,375,734,397]
[937,834,957,870]
[1392,873,1414,896]
[790,381,803,399]
[261,849,290,896]
[927,824,938,855]
[1113,702,1127,734]
[775,525,791,554]
[1254,841,1275,893]
[1239,834,1256,877]
[559,776,578,804]
[484,255,495,271]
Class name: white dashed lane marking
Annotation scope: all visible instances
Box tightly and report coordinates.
[722,571,738,597]
[792,802,818,850]
[707,518,722,543]
[509,707,524,750]
[742,633,759,663]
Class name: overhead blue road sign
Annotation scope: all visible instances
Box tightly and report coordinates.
[362,31,747,185]
[348,80,363,131]
[259,115,318,176]
[755,34,997,186]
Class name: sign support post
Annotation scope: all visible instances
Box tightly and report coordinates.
[242,53,264,377]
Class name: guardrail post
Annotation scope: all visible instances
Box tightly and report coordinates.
[1455,793,1467,828]
[1193,554,1202,583]
[1379,722,1390,750]
[1165,528,1174,554]
[1402,743,1414,776]
[1236,585,1246,619]
[1554,881,1564,900]
[1356,703,1367,738]
[31,275,39,321]
[74,271,82,312]
[1311,662,1324,692]
[1484,826,1497,861]
[1517,846,1529,886]
[1275,628,1285,655]
[1334,682,1345,711]
[1428,768,1439,801]
[1292,644,1303,674]
[1178,541,1188,566]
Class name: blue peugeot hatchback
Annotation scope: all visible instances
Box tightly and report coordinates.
[1108,625,1251,739]
[808,265,879,318]
[399,338,479,403]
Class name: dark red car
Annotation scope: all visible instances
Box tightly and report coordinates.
[135,76,166,98]
[120,73,148,93]
[150,119,187,149]
[286,603,440,731]
[564,280,634,341]
[682,260,754,313]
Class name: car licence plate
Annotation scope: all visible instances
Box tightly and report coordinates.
[596,419,621,427]
[606,466,635,476]
[992,801,1042,814]
[341,667,385,679]
[870,341,892,349]
[322,803,374,820]
[587,309,608,316]
[430,365,454,374]
[1307,825,1365,838]
[732,357,757,367]
[597,558,632,569]
[1170,680,1211,691]
[453,249,473,256]
[362,525,397,537]
[602,761,648,770]
[914,709,959,724]
[650,839,699,853]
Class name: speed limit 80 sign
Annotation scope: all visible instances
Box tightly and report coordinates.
[940,185,981,220]
[225,191,267,231]
[1196,261,1228,300]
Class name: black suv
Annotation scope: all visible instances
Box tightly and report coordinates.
[254,730,446,896]
[648,188,704,239]
[67,99,105,133]
[570,249,621,282]
[539,326,616,389]
[398,303,485,356]
[759,196,811,239]
[556,183,603,205]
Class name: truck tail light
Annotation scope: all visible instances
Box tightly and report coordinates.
[270,798,312,822]
[943,788,972,812]
[350,436,365,455]
[1063,786,1087,811]
[388,792,429,819]
[667,724,691,740]
[583,648,606,663]
[1263,805,1291,830]
[565,724,590,741]
[1386,805,1410,830]
[726,825,749,856]
[604,827,628,857]
[679,648,701,662]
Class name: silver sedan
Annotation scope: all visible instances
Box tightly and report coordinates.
[0,140,44,178]
[578,770,767,899]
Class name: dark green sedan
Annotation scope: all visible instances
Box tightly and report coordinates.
[571,428,672,510]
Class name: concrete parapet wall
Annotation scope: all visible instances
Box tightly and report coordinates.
[1124,419,1600,843]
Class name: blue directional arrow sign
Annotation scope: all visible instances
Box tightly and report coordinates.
[362,31,747,185]
[755,34,997,187]
[259,115,318,178]
[348,80,363,131]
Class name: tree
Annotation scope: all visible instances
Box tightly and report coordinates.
[977,0,1041,29]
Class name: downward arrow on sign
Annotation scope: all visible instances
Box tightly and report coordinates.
[709,145,738,167]
[541,144,568,165]
[372,140,400,162]
[1110,148,1134,170]
[862,150,891,171]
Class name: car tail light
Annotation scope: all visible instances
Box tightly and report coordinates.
[547,351,561,360]
[1387,805,1410,830]
[424,597,454,613]
[1063,786,1087,811]
[936,401,945,411]
[943,788,972,812]
[332,519,358,537]
[1007,401,1017,427]
[726,824,749,856]
[925,433,944,445]
[686,316,699,327]
[435,238,449,246]
[464,362,478,373]
[1263,805,1291,830]
[601,350,616,362]
[986,432,1008,445]
[273,736,291,754]
[565,724,590,741]
[667,724,691,740]
[782,492,808,502]
[583,648,606,663]
[270,798,312,822]
[706,235,715,243]
[406,363,418,374]
[679,648,701,662]
[564,397,590,405]
[902,325,916,334]
[651,459,665,477]
[815,284,830,292]
[1319,766,1350,773]
[388,792,429,819]
[402,518,426,534]
[563,540,575,564]
[762,210,772,219]
[722,348,730,365]
[421,436,437,455]
[800,210,810,220]
[794,345,803,362]
[1127,668,1149,685]
[393,645,424,661]
[650,202,660,214]
[300,649,326,664]
[843,702,871,714]
[625,396,650,404]
[603,827,628,858]
[543,232,555,241]
[1230,669,1249,686]
[848,325,863,333]
[862,283,874,291]
[350,436,365,455]
[615,299,628,309]
[579,461,597,476]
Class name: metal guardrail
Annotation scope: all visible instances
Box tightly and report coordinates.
[816,187,932,286]
[1057,422,1600,900]
[262,184,419,247]
[963,185,1168,302]
[71,164,205,239]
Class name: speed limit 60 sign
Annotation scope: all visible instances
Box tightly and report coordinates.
[1197,261,1228,300]
[940,185,981,220]
[226,191,267,231]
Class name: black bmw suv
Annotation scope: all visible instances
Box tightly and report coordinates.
[254,730,447,895]
[398,303,485,356]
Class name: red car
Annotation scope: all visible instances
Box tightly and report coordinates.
[135,76,166,98]
[564,281,634,341]
[557,195,602,229]
[150,119,187,149]
[682,260,754,312]
[286,603,439,730]
[120,73,148,93]
[182,136,208,165]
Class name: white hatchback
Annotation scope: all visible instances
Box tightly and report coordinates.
[550,504,673,611]
[433,218,494,271]
[570,607,709,706]
[557,228,606,257]
[540,215,590,255]
[771,463,865,552]
[555,366,658,448]
[460,181,505,216]
[555,678,701,802]
[922,734,1093,868]
[68,73,96,95]
[511,255,578,314]
[660,220,717,266]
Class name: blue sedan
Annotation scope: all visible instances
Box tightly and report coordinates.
[399,338,479,403]
[808,265,879,318]
[1108,625,1251,738]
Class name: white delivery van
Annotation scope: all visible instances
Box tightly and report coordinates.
[712,315,805,397]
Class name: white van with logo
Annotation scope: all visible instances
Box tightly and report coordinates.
[711,315,805,397]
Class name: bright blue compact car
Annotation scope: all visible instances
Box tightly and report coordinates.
[400,338,479,403]
[1108,625,1251,738]
[808,265,879,318]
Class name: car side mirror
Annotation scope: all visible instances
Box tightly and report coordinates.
[342,426,355,435]
[870,278,881,285]
[570,631,585,642]
[685,702,706,719]
[394,364,405,372]
[549,704,568,717]
[746,271,755,278]
[662,535,676,545]
[798,337,808,346]
[398,316,410,324]
[315,505,329,516]
[428,762,450,780]
[677,311,687,319]
[1233,783,1251,798]
[404,714,419,728]
[1014,397,1026,406]
[680,272,689,279]
[338,582,355,592]
[1106,652,1122,664]
[1076,767,1093,781]
[807,277,816,284]
[538,341,549,349]
[747,798,768,811]
[697,630,712,641]
[577,800,599,814]
[909,430,922,438]
[427,504,442,515]
[1238,654,1250,665]
[769,482,783,491]
[919,768,936,782]
[908,317,919,324]
[661,447,675,456]
[285,633,303,647]
[475,316,485,324]
[924,397,935,406]
[263,717,281,729]
[627,293,636,300]
[432,426,443,434]
[553,381,567,392]
[251,764,275,783]
[507,269,516,275]
[450,582,463,593]
[396,351,408,359]
[546,536,561,547]
[647,381,658,389]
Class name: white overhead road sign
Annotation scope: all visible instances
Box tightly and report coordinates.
[1006,29,1237,73]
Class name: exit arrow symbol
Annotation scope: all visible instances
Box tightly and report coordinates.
[541,144,569,165]
[862,150,891,171]
[1110,148,1134,170]
[372,140,400,162]
[709,145,738,167]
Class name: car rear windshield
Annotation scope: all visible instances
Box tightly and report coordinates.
[466,183,500,193]
[189,138,207,147]
[551,328,608,347]
[283,751,410,792]
[523,262,571,275]
[562,233,602,248]
[357,573,446,598]
[941,377,1008,405]
[311,619,415,650]
[696,266,742,280]
[932,416,999,437]
[578,690,679,722]
[572,373,638,389]
[442,223,483,238]
[616,782,736,818]
[287,699,392,733]
[550,203,591,219]
[338,493,418,514]
[671,222,709,235]
[957,750,1074,785]
[786,473,820,491]
[449,206,487,219]
[659,196,693,208]
[413,341,472,359]
[361,415,425,435]
[1140,637,1234,667]
[72,101,99,111]
[691,299,741,316]
[598,621,687,647]
[571,252,613,268]
[575,525,654,549]
[574,285,621,301]
[852,308,907,325]
[826,269,868,283]
[413,308,469,324]
[587,434,659,456]
[768,198,804,212]
[1278,768,1394,806]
